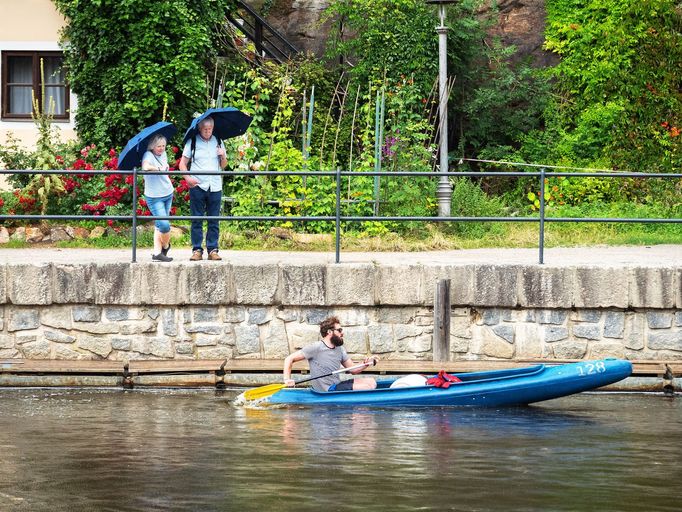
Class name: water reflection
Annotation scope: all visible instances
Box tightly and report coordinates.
[1,390,681,512]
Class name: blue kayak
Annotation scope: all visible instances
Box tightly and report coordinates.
[267,359,632,407]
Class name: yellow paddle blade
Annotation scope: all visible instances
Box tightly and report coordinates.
[243,383,286,401]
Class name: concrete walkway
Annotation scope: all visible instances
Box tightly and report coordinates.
[0,244,680,266]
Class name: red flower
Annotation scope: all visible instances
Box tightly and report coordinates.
[109,148,117,157]
[103,157,118,170]
[63,178,77,193]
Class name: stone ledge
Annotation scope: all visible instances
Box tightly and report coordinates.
[0,261,678,309]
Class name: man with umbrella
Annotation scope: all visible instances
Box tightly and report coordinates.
[178,107,251,261]
[179,116,226,261]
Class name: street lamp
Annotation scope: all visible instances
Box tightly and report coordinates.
[426,0,456,217]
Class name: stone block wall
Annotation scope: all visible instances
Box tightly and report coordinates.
[1,303,681,362]
[0,262,680,362]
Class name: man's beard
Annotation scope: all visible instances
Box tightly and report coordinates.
[331,334,344,346]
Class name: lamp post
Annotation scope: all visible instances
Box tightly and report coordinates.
[426,0,455,217]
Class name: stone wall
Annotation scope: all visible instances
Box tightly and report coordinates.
[2,303,681,363]
[0,262,680,362]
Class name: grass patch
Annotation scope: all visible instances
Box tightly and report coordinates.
[0,239,36,249]
[4,200,680,252]
[30,221,682,252]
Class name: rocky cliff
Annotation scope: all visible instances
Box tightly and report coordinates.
[249,0,555,66]
[478,0,558,67]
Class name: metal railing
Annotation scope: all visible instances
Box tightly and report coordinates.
[1,165,680,264]
[225,1,299,64]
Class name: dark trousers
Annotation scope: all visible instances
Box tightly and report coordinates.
[189,187,222,253]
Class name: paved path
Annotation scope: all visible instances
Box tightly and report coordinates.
[0,244,680,266]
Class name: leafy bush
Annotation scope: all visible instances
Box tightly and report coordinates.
[323,0,439,100]
[0,134,35,176]
[446,177,506,237]
[218,60,439,233]
[54,0,230,148]
[537,0,682,171]
[458,45,552,161]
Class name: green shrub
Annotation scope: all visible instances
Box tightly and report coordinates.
[447,177,506,237]
[539,0,682,171]
[54,0,230,148]
[323,0,439,100]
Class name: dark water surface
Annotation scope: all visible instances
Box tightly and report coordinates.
[0,389,680,512]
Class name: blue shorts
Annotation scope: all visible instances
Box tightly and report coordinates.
[328,379,354,392]
[145,193,173,233]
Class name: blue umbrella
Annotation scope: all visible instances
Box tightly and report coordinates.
[118,121,177,170]
[182,107,252,145]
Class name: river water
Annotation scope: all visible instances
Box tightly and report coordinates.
[0,389,680,512]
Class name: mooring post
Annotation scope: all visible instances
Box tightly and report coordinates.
[433,279,451,362]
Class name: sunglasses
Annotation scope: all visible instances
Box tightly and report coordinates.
[332,327,343,333]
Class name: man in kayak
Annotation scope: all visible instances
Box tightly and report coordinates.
[283,316,379,392]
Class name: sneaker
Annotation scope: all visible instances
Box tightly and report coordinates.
[152,253,173,262]
[161,243,171,257]
[190,250,203,261]
[208,250,222,261]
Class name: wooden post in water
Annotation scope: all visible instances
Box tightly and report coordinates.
[433,279,451,362]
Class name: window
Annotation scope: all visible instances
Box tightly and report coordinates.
[1,51,69,120]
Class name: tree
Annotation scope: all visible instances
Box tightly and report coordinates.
[53,0,231,148]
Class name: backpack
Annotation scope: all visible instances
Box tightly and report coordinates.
[189,134,223,163]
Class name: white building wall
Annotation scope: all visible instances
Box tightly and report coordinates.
[0,0,77,150]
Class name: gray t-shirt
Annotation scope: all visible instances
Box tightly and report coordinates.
[301,341,350,392]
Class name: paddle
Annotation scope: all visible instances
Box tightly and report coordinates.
[242,360,375,401]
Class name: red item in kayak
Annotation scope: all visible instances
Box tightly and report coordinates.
[426,370,462,388]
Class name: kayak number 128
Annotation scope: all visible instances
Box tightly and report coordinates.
[576,361,607,376]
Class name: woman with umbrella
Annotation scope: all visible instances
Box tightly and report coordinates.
[118,121,178,263]
[141,134,174,262]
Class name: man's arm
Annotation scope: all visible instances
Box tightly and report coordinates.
[343,355,379,374]
[283,350,306,386]
[218,148,227,169]
[179,155,199,187]
[178,155,189,172]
